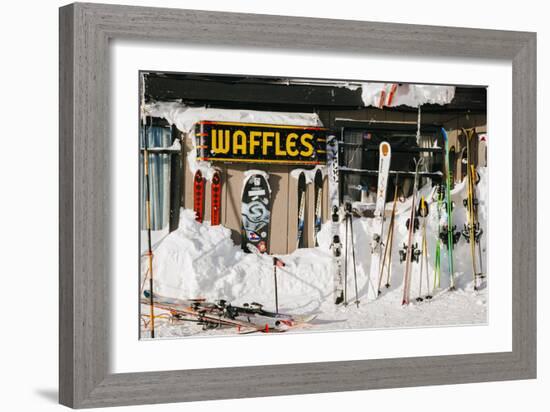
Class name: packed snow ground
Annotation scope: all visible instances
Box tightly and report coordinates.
[140,168,487,338]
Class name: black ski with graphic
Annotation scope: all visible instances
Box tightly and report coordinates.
[313,169,323,247]
[296,171,307,249]
[241,173,271,254]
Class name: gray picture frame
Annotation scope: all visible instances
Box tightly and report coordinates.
[59,2,536,409]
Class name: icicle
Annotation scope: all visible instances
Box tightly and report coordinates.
[415,105,422,146]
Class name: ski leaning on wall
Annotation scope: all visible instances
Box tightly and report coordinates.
[416,196,432,302]
[377,175,399,295]
[211,170,222,226]
[343,202,360,307]
[327,135,340,210]
[432,185,444,293]
[296,171,307,249]
[330,206,344,305]
[327,135,344,304]
[441,127,459,290]
[400,158,423,305]
[241,172,271,254]
[193,170,205,223]
[369,141,391,297]
[313,169,324,247]
[461,128,484,290]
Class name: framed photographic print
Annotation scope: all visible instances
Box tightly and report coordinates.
[59,2,536,408]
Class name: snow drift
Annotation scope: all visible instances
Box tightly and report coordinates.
[141,167,487,335]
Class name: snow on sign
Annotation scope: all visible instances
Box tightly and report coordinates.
[195,121,328,165]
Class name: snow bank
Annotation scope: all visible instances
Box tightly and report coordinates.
[143,102,323,134]
[360,83,455,108]
[142,209,336,314]
[142,168,487,333]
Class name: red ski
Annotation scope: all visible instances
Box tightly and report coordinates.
[193,170,205,223]
[386,83,398,106]
[211,170,222,225]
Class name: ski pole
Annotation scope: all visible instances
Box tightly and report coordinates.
[423,220,432,299]
[344,206,349,305]
[384,217,395,288]
[273,257,286,313]
[434,244,440,290]
[273,261,279,314]
[378,177,398,294]
[143,115,155,338]
[347,205,360,307]
[477,238,484,275]
[433,185,443,293]
[402,158,423,305]
[384,179,399,289]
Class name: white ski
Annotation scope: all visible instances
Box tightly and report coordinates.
[368,142,391,300]
[327,135,344,304]
[330,206,344,305]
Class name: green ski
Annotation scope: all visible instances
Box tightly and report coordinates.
[441,128,456,290]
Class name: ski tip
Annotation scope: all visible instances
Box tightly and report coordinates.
[380,141,390,156]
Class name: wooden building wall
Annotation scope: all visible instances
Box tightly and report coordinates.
[179,108,486,256]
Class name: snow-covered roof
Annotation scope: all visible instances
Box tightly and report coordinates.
[143,102,323,135]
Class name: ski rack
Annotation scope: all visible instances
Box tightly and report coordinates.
[334,121,445,205]
[338,142,443,155]
[334,119,444,133]
[139,146,181,154]
[339,166,443,180]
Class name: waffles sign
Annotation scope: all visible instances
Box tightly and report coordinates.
[195,121,327,165]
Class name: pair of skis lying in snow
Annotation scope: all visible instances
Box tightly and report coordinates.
[140,291,317,335]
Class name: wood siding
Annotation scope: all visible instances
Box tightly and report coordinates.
[180,111,486,255]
